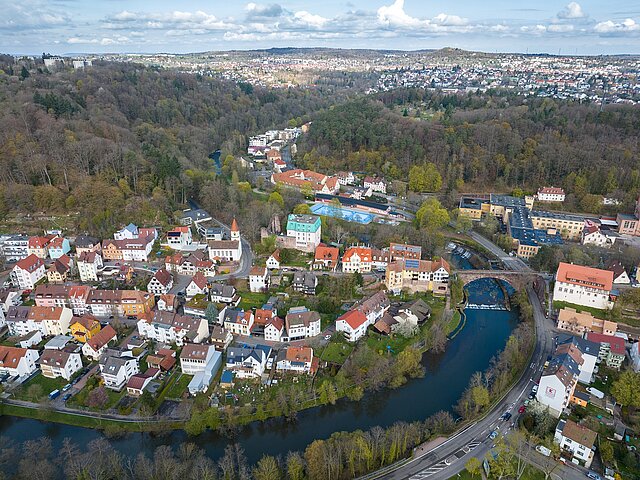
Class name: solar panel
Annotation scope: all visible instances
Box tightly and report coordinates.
[405,259,420,269]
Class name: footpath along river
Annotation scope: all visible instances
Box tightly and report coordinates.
[0,261,518,466]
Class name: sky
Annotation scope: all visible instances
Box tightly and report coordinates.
[2,0,640,55]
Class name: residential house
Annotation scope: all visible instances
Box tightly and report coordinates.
[137,311,209,346]
[0,235,29,262]
[209,283,238,304]
[385,258,451,295]
[186,272,208,299]
[374,298,431,335]
[69,314,101,343]
[47,255,72,283]
[11,254,45,289]
[555,334,600,384]
[126,370,158,396]
[99,350,140,391]
[166,226,193,251]
[371,248,391,271]
[210,325,233,351]
[74,235,101,256]
[147,268,173,295]
[48,236,71,259]
[342,246,372,273]
[157,294,177,312]
[0,288,22,315]
[336,171,355,186]
[389,243,422,260]
[554,419,597,468]
[82,325,118,361]
[264,317,284,342]
[537,348,582,417]
[225,345,271,379]
[537,187,566,202]
[363,176,386,194]
[86,290,154,318]
[284,214,322,252]
[27,235,54,259]
[556,307,617,337]
[276,346,314,374]
[266,250,281,270]
[68,286,91,315]
[77,251,103,282]
[222,308,254,336]
[208,218,242,262]
[581,221,618,248]
[285,307,321,340]
[249,266,270,293]
[7,306,73,337]
[39,349,82,380]
[605,260,631,285]
[176,251,216,277]
[586,332,626,369]
[17,330,42,348]
[336,291,390,342]
[102,234,155,262]
[292,272,317,295]
[180,344,222,395]
[146,349,176,372]
[553,263,615,310]
[0,346,39,377]
[313,245,339,271]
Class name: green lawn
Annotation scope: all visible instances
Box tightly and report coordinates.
[553,301,611,319]
[67,384,126,411]
[165,373,191,400]
[444,310,462,336]
[453,463,545,480]
[237,291,270,310]
[366,330,417,355]
[13,373,68,402]
[320,341,354,365]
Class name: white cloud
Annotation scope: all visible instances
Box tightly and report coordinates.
[594,18,640,34]
[107,10,231,31]
[432,13,468,26]
[293,11,328,28]
[67,35,130,46]
[558,2,586,20]
[548,24,575,33]
[245,3,283,19]
[377,0,423,28]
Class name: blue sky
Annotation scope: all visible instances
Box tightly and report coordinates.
[2,0,640,55]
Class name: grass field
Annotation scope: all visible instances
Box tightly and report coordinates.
[320,341,354,364]
[236,291,270,311]
[553,301,611,319]
[13,373,68,402]
[164,373,191,400]
[444,310,462,336]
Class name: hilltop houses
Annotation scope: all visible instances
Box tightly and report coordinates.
[271,169,340,195]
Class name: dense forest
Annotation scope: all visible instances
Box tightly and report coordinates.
[0,59,350,236]
[299,90,640,212]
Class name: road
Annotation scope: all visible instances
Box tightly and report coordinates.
[208,217,254,280]
[467,231,531,272]
[373,285,554,480]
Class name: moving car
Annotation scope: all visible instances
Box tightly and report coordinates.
[489,431,498,440]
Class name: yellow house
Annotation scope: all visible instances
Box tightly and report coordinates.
[101,240,123,261]
[121,291,155,317]
[70,314,102,343]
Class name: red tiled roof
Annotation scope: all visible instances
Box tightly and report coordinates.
[556,262,613,291]
[15,254,44,273]
[586,332,626,355]
[343,246,372,263]
[86,325,117,351]
[337,310,367,330]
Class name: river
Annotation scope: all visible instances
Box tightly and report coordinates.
[0,266,518,467]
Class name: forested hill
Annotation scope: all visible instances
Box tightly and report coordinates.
[298,91,640,211]
[0,60,345,236]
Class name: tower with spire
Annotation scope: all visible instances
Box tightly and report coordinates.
[230,218,240,241]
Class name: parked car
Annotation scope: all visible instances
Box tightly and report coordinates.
[503,412,512,421]
[489,431,498,440]
[586,472,602,480]
[532,384,539,393]
[62,383,72,392]
[518,405,526,414]
[62,393,72,402]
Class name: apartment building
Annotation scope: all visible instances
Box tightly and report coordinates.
[553,263,615,310]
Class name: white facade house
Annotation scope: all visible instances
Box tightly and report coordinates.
[537,352,581,417]
[39,349,82,380]
[81,325,117,361]
[166,226,193,251]
[285,214,322,252]
[553,263,614,311]
[264,318,284,342]
[10,254,46,289]
[137,312,209,347]
[285,307,321,340]
[222,308,254,336]
[266,250,281,270]
[249,266,270,293]
[6,306,73,338]
[336,291,390,342]
[554,419,596,468]
[77,251,103,282]
[581,221,618,248]
[147,269,173,295]
[630,342,640,372]
[0,347,39,377]
[99,351,140,391]
[537,187,566,202]
[180,344,222,395]
[225,345,271,379]
[276,346,314,374]
[363,176,386,194]
[341,246,372,273]
[555,334,599,384]
[185,273,208,299]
